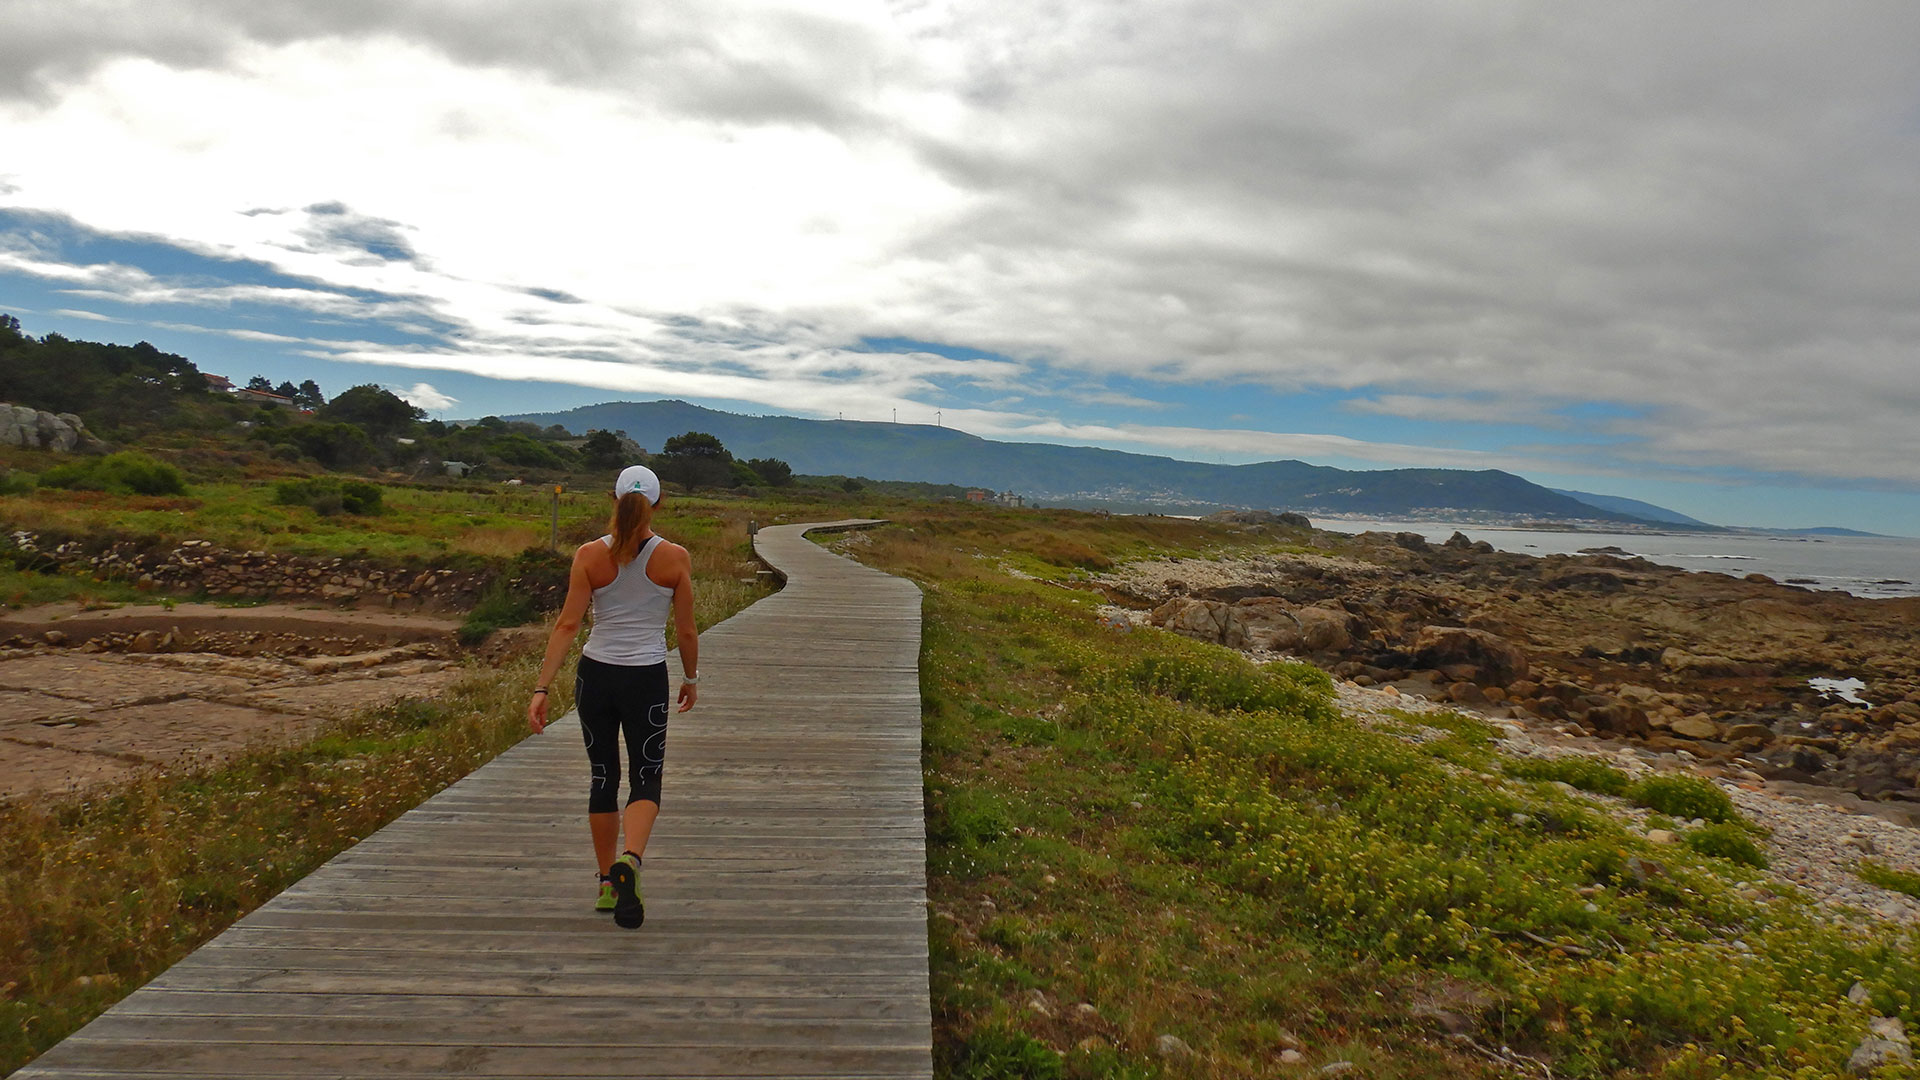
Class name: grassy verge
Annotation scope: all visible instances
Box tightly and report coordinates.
[0,564,152,610]
[0,649,572,1074]
[842,517,1920,1080]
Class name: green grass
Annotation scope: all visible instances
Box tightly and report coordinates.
[0,649,573,1075]
[845,519,1920,1080]
[1685,823,1770,869]
[1504,756,1634,797]
[1629,774,1739,825]
[1856,861,1920,899]
[0,564,151,609]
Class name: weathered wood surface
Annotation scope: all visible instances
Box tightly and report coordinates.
[19,519,931,1079]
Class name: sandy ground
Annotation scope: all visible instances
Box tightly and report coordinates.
[0,603,475,801]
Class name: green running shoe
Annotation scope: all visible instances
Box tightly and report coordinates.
[608,852,644,929]
[595,876,616,914]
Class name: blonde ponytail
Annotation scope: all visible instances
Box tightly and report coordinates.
[607,491,654,565]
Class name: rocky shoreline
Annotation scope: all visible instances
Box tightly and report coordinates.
[1094,514,1920,922]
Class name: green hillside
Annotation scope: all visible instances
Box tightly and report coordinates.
[508,399,1668,523]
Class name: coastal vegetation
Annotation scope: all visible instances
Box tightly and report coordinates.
[0,651,565,1073]
[820,516,1920,1079]
[8,323,1920,1076]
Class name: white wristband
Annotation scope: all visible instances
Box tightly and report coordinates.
[682,673,700,685]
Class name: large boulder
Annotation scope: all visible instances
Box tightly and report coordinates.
[0,404,96,452]
[7,405,39,448]
[1151,597,1234,643]
[37,411,78,452]
[1584,701,1652,737]
[1411,626,1530,686]
[1151,596,1352,655]
[1224,597,1302,651]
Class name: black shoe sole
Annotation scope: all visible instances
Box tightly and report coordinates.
[608,861,645,929]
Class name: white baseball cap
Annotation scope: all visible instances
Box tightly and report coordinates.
[614,464,661,504]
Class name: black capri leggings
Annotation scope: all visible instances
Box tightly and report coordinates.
[575,655,670,813]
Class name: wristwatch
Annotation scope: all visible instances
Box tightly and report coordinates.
[682,673,700,685]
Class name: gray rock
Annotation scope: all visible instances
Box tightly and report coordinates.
[11,405,40,448]
[36,411,77,452]
[1155,1034,1192,1061]
[1849,1035,1912,1075]
[1849,981,1872,1005]
[1279,1048,1306,1064]
[1319,1064,1355,1076]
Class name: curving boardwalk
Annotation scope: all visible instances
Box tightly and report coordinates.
[19,520,931,1079]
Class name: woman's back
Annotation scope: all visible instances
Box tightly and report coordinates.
[582,534,674,665]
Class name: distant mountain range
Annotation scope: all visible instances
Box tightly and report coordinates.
[504,399,1711,526]
[1550,489,1714,528]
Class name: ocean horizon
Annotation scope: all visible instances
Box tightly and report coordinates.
[1311,518,1920,600]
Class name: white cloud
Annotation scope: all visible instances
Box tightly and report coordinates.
[3,2,1920,491]
[394,382,457,412]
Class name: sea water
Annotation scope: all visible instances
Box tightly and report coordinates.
[1313,519,1920,600]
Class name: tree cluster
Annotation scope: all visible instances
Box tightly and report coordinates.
[0,314,209,434]
[652,431,793,489]
[0,318,803,492]
[244,375,326,408]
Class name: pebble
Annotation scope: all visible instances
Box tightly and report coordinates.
[1279,1048,1306,1065]
[1155,1034,1192,1060]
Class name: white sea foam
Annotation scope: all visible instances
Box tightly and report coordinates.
[1809,677,1870,705]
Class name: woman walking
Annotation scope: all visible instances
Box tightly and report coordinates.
[528,464,699,929]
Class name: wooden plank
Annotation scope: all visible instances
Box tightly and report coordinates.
[20,520,933,1080]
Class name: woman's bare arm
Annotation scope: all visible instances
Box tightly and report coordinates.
[528,545,597,732]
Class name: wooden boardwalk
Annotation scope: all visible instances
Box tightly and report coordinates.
[19,520,931,1079]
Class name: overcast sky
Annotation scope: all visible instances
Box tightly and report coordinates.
[4,1,1919,532]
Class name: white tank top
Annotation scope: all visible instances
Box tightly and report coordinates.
[581,534,675,666]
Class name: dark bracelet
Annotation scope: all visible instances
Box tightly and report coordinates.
[532,688,549,695]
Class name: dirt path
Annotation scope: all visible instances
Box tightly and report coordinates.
[0,603,482,802]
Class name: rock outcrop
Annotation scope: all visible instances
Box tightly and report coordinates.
[1412,625,1530,686]
[1104,528,1920,803]
[1149,596,1353,655]
[0,404,101,452]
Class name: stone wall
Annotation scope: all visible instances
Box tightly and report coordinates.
[5,531,567,611]
[0,404,102,453]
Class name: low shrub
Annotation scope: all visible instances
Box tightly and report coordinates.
[1855,859,1920,899]
[1504,756,1632,796]
[0,470,33,496]
[37,452,186,496]
[1683,822,1769,868]
[457,578,539,644]
[272,477,384,516]
[1628,773,1737,824]
[1125,651,1335,718]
